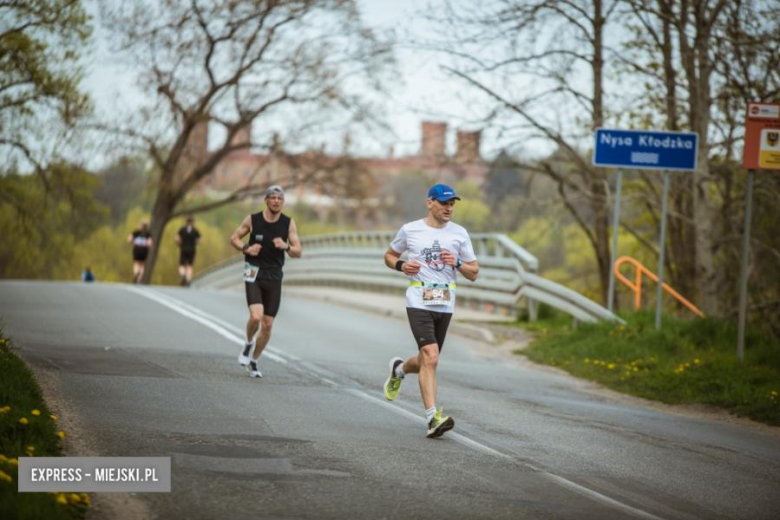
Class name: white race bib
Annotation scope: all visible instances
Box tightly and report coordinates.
[243,262,258,283]
[422,287,451,306]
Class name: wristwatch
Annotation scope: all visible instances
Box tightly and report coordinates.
[456,257,463,269]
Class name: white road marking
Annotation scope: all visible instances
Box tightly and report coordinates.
[125,285,667,520]
[542,473,666,520]
[123,286,287,364]
[346,389,510,459]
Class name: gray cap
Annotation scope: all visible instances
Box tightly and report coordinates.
[265,185,284,198]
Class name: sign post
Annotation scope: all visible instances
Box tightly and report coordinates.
[607,170,622,313]
[738,102,780,360]
[654,171,671,331]
[594,128,698,327]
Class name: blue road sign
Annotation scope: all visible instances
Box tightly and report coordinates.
[593,128,699,171]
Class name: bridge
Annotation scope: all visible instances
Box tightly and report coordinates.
[194,232,622,324]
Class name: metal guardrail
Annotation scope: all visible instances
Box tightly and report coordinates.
[193,232,622,323]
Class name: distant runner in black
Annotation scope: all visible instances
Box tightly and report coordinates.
[229,185,302,378]
[175,216,201,287]
[127,222,153,284]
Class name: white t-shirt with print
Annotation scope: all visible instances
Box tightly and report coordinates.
[390,219,477,313]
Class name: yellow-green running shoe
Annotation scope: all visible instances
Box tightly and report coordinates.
[383,357,404,401]
[426,409,454,438]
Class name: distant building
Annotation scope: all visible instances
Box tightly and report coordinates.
[185,120,489,209]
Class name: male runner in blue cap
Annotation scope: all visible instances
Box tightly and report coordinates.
[382,183,480,438]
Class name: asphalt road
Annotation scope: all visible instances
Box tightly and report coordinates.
[2,280,779,519]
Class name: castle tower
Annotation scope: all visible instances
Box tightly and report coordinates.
[455,130,481,164]
[421,121,447,159]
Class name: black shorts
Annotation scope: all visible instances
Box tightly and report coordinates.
[132,248,148,262]
[406,308,453,350]
[245,278,283,317]
[179,250,196,266]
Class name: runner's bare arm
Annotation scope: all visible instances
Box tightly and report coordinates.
[230,215,258,254]
[458,260,479,282]
[384,247,420,275]
[440,250,478,282]
[175,233,181,246]
[286,219,302,258]
[126,234,133,243]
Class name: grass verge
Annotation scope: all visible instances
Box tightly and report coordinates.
[0,329,90,519]
[511,309,780,426]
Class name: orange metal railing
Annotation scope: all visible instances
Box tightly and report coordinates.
[613,256,705,318]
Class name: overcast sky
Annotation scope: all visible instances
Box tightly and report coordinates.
[81,0,496,162]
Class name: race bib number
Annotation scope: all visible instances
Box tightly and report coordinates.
[243,262,258,283]
[422,287,451,306]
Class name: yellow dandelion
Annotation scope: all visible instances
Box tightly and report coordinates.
[607,363,616,370]
[771,391,778,397]
[8,458,18,466]
[56,493,68,505]
[584,358,591,364]
[0,405,10,414]
[0,470,13,483]
[50,414,57,421]
[619,325,626,331]
[19,417,28,425]
[57,431,66,439]
[694,359,701,364]
[69,493,81,504]
[26,446,35,452]
[81,493,91,506]
[633,366,639,372]
[31,409,41,416]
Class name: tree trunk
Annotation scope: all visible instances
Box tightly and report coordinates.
[676,0,719,315]
[140,194,176,285]
[591,0,612,305]
[658,0,697,302]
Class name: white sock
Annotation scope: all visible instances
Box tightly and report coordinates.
[425,407,437,423]
[394,363,405,379]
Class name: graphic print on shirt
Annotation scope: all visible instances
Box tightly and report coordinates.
[421,239,446,272]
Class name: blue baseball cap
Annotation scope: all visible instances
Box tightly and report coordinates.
[427,183,461,202]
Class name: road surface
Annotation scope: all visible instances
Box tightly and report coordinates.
[1,281,779,519]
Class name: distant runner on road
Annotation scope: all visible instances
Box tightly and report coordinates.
[229,185,302,378]
[175,216,201,287]
[383,183,479,438]
[127,222,153,284]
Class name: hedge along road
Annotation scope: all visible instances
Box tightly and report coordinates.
[1,280,779,520]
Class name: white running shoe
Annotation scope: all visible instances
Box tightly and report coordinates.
[249,360,263,378]
[238,343,253,367]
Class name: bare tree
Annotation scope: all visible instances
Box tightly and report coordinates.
[427,0,620,304]
[101,0,392,283]
[617,0,779,316]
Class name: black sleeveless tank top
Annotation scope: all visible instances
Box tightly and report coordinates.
[245,212,291,274]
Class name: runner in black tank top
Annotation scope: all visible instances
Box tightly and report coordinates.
[176,215,201,286]
[126,221,153,284]
[229,185,302,378]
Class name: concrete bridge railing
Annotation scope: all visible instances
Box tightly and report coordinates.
[193,232,621,324]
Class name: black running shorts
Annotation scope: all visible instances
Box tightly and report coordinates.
[245,278,283,317]
[179,250,196,266]
[406,308,453,350]
[132,248,148,262]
